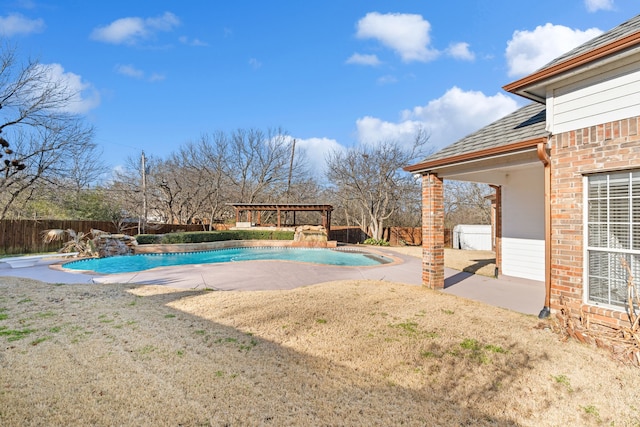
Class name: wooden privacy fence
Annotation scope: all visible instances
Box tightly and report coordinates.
[0,220,451,255]
[328,226,368,244]
[384,227,452,248]
[0,220,225,255]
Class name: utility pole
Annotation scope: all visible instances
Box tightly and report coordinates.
[286,138,296,203]
[285,139,296,227]
[140,151,147,234]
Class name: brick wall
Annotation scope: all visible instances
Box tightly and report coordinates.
[550,115,640,331]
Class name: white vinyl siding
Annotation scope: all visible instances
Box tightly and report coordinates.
[586,171,640,309]
[549,61,640,134]
[502,238,545,281]
[501,166,545,282]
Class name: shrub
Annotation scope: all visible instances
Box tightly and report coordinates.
[135,230,295,245]
[135,234,162,244]
[363,238,390,246]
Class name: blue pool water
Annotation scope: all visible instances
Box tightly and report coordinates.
[63,247,390,274]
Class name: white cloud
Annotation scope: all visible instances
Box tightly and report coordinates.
[356,12,439,62]
[149,73,166,82]
[377,75,398,85]
[249,58,262,69]
[115,64,164,82]
[585,0,614,12]
[356,116,425,147]
[446,42,475,61]
[346,53,381,66]
[37,63,100,114]
[179,35,208,46]
[506,23,602,77]
[115,64,144,79]
[90,11,180,45]
[356,86,520,150]
[0,13,44,36]
[291,137,344,178]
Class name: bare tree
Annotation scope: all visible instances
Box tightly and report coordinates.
[325,130,429,240]
[444,181,492,228]
[107,154,155,230]
[226,128,304,203]
[105,127,317,228]
[0,45,98,219]
[182,132,232,228]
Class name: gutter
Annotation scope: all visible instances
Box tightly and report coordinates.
[404,137,547,174]
[503,30,640,94]
[537,141,552,319]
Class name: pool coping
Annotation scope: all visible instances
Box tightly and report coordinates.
[52,243,405,276]
[133,239,338,254]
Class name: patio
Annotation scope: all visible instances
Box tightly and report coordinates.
[0,247,545,316]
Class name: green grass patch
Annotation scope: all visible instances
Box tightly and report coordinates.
[458,338,508,364]
[0,326,37,341]
[420,351,437,358]
[239,338,258,352]
[581,405,601,422]
[138,345,156,355]
[552,374,573,392]
[213,335,258,352]
[316,318,327,324]
[164,314,176,318]
[0,313,8,321]
[17,298,32,304]
[35,311,56,319]
[390,321,438,339]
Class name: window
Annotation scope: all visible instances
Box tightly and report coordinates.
[586,171,640,308]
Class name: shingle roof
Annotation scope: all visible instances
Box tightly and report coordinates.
[420,102,547,163]
[411,15,640,168]
[539,14,640,72]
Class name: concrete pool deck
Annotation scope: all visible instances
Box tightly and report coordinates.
[0,247,545,316]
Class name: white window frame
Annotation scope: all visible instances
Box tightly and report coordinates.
[584,171,640,310]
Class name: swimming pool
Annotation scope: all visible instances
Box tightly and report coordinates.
[63,247,391,274]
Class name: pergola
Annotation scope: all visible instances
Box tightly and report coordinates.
[229,203,333,233]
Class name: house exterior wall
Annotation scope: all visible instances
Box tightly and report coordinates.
[501,167,546,281]
[550,114,640,330]
[548,57,640,134]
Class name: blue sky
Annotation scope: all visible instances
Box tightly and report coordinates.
[0,0,638,178]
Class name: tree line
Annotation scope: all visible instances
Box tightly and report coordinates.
[0,45,491,240]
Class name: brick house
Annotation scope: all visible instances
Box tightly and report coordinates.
[405,14,640,330]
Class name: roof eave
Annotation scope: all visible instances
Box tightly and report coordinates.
[403,137,547,174]
[503,30,640,95]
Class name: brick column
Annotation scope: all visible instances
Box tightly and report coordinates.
[422,173,445,289]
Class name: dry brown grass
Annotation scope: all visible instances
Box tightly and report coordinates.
[1,276,640,426]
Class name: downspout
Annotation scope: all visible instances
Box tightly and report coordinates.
[537,141,552,319]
